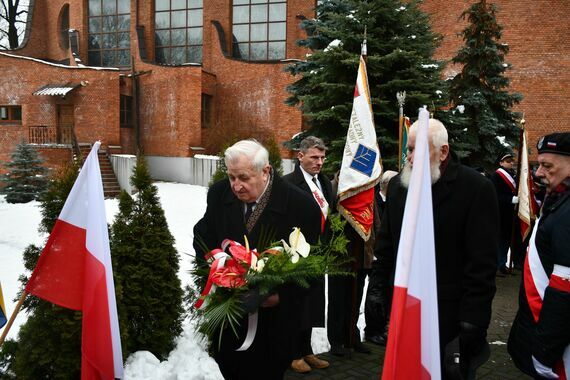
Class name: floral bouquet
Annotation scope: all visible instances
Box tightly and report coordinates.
[192,214,350,348]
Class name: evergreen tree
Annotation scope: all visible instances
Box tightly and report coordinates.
[448,0,522,168]
[3,141,48,203]
[0,163,82,379]
[110,155,184,360]
[286,0,448,171]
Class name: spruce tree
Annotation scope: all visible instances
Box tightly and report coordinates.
[448,0,522,168]
[3,141,48,203]
[0,163,82,379]
[110,155,183,360]
[286,0,448,171]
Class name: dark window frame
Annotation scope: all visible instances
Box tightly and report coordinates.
[0,105,22,124]
[154,0,204,65]
[87,0,131,67]
[232,0,287,61]
[120,95,133,128]
[201,94,212,129]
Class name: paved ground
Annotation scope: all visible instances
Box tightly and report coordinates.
[285,271,532,379]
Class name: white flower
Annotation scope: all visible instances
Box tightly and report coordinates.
[255,257,268,272]
[282,227,310,264]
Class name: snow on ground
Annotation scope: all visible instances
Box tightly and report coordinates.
[0,182,366,379]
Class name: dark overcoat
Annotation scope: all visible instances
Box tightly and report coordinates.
[508,188,570,376]
[377,159,499,354]
[193,173,321,380]
[489,170,516,239]
[282,165,334,328]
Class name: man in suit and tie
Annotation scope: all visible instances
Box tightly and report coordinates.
[193,139,321,379]
[283,136,333,373]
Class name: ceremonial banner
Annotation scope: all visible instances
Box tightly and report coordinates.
[383,108,440,379]
[517,130,537,240]
[337,55,382,241]
[0,282,6,329]
[25,142,123,380]
[400,116,411,170]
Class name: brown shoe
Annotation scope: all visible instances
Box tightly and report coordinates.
[291,358,311,373]
[304,354,330,369]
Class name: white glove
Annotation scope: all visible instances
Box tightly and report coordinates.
[532,356,559,379]
[512,196,519,204]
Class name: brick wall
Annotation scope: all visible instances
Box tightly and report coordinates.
[421,0,570,159]
[0,53,121,175]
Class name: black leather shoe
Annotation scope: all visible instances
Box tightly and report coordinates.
[366,334,386,346]
[354,341,371,354]
[330,344,347,356]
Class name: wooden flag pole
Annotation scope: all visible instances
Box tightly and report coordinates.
[396,91,406,170]
[0,291,27,346]
[509,114,526,272]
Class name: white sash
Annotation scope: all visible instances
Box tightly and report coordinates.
[524,219,570,377]
[305,176,329,220]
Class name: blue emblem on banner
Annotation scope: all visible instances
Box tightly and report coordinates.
[350,144,377,177]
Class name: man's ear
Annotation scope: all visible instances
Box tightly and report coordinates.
[440,144,450,162]
[297,151,304,160]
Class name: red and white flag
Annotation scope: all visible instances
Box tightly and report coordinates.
[337,55,382,241]
[383,108,440,379]
[517,130,537,241]
[25,142,123,380]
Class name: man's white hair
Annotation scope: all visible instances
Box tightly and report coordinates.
[224,139,269,171]
[409,118,449,150]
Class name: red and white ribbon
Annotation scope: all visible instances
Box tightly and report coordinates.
[524,219,570,378]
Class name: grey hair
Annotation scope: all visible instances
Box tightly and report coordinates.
[224,139,269,171]
[299,136,327,153]
[410,118,448,150]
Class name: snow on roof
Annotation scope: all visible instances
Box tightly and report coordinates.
[0,51,119,71]
[33,84,81,96]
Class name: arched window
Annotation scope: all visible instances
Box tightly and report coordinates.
[59,4,70,50]
[87,0,131,67]
[155,0,203,65]
[232,0,286,61]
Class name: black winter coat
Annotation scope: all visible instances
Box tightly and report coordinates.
[193,173,321,380]
[508,187,570,376]
[282,165,334,328]
[377,159,499,352]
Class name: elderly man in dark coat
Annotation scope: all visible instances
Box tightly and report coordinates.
[283,136,333,373]
[377,119,499,379]
[193,139,321,380]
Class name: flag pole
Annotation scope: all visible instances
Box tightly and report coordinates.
[509,114,525,272]
[396,92,406,170]
[0,291,27,346]
[347,30,368,356]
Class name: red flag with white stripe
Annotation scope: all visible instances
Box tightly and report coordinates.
[337,55,382,241]
[382,108,440,379]
[25,142,123,380]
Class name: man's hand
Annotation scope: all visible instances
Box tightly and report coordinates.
[260,294,279,308]
[512,196,519,204]
[532,356,559,379]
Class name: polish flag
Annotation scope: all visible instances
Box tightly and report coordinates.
[382,108,440,379]
[25,142,123,379]
[337,55,382,241]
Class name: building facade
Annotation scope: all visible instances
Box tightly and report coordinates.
[0,0,314,176]
[0,0,568,179]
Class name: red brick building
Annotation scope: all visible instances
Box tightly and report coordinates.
[0,0,314,176]
[1,0,568,178]
[421,0,570,158]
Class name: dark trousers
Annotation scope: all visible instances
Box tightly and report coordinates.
[498,238,510,270]
[294,328,313,359]
[364,260,392,337]
[327,269,368,347]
